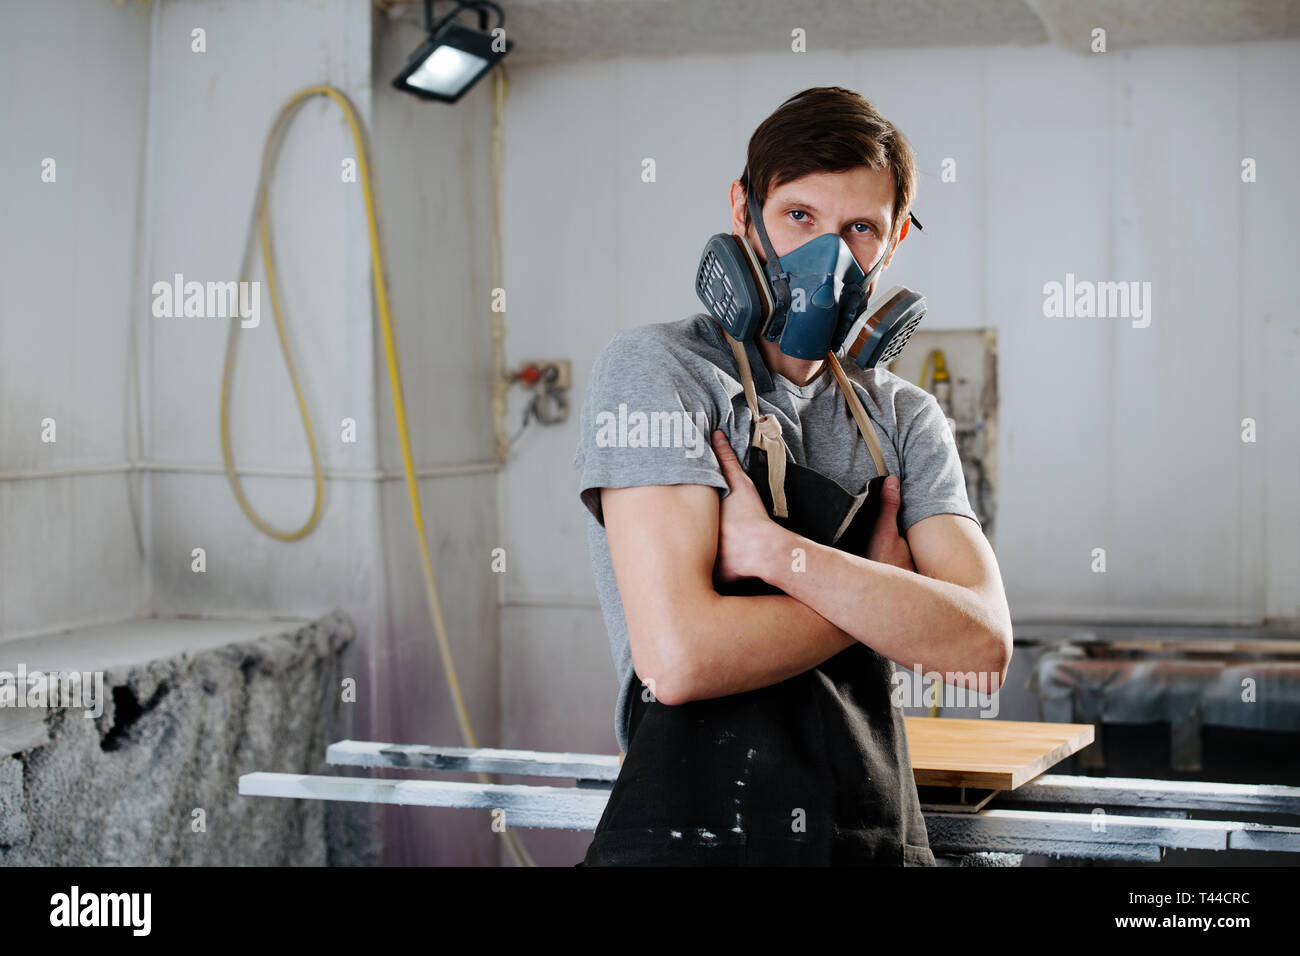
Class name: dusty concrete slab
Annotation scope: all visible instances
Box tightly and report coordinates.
[0,611,381,866]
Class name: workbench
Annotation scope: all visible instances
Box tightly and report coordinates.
[240,716,1300,862]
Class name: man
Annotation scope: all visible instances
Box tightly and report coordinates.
[572,87,1012,866]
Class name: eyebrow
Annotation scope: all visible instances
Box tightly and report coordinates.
[774,196,886,230]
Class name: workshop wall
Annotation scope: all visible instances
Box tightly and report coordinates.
[1,0,506,867]
[0,1,150,639]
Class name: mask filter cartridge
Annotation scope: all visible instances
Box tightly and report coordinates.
[838,285,927,370]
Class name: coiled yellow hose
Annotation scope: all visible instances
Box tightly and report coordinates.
[221,80,534,866]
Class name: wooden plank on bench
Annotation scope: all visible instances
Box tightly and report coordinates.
[905,717,1095,790]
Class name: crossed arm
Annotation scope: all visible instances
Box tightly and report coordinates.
[601,431,1012,707]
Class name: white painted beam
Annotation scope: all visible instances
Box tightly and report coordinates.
[1000,774,1300,815]
[324,740,619,783]
[238,772,609,830]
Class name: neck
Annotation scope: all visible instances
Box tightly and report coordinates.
[756,335,826,387]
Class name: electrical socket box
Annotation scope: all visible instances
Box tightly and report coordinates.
[885,329,998,541]
[519,360,571,391]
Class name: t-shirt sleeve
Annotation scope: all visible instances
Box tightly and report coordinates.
[572,329,729,527]
[895,389,982,532]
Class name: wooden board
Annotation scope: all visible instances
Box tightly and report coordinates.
[905,716,1094,790]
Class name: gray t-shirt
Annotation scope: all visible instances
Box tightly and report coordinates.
[573,312,980,754]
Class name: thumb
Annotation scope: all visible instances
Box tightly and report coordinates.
[711,430,743,477]
[880,475,901,514]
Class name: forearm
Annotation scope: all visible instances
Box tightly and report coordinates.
[759,526,1007,684]
[670,589,855,704]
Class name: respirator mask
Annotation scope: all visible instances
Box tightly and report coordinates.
[695,180,927,370]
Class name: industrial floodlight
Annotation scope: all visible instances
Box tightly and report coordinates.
[393,0,513,103]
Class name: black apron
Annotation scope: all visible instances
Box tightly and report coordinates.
[581,327,936,867]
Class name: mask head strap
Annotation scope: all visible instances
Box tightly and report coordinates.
[744,185,790,314]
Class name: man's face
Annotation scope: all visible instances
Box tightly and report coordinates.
[729,166,899,291]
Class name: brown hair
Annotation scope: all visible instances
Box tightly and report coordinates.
[739,87,917,243]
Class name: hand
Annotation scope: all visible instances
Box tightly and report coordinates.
[710,430,777,584]
[868,476,916,572]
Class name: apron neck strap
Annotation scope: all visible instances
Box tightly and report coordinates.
[721,327,791,517]
[723,328,764,426]
[825,351,890,478]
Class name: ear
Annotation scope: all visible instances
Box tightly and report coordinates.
[880,216,910,271]
[728,180,750,237]
[729,179,769,264]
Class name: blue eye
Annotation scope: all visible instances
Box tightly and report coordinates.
[788,210,808,222]
[851,222,873,234]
